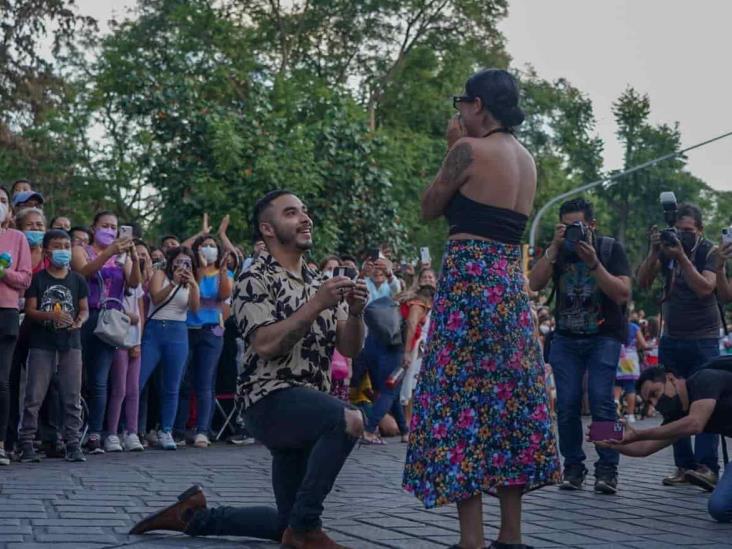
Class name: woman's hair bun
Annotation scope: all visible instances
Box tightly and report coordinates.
[464,69,525,127]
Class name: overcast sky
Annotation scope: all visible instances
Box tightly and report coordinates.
[76,0,732,191]
[500,0,732,191]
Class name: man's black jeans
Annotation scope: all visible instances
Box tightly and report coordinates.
[187,386,358,541]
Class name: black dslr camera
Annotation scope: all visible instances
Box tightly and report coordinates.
[563,221,589,252]
[659,191,679,247]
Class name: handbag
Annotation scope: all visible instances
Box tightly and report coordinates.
[93,272,132,349]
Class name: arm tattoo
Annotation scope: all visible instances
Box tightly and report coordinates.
[441,142,472,186]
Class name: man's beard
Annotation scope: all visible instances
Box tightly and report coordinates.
[273,223,313,251]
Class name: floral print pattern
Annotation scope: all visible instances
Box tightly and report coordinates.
[403,239,560,508]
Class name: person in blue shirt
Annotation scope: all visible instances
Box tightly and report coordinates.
[364,257,402,303]
[174,236,233,448]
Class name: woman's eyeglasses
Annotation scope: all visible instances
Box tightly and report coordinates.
[173,260,192,270]
[453,95,476,109]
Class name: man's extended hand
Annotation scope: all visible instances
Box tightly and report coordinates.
[346,279,368,315]
[589,420,640,449]
[314,276,356,310]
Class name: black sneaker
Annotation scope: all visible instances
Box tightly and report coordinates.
[559,464,587,490]
[65,444,87,463]
[594,467,618,495]
[19,443,40,463]
[83,434,105,455]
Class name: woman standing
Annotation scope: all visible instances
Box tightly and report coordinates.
[105,241,153,452]
[138,247,199,450]
[71,211,140,454]
[174,236,231,448]
[0,187,32,465]
[403,69,560,549]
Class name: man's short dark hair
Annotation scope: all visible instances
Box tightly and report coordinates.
[636,366,667,394]
[43,229,70,249]
[677,203,703,229]
[161,234,179,245]
[340,254,357,265]
[559,198,594,222]
[70,225,91,239]
[251,190,294,241]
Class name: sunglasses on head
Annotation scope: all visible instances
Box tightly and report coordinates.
[453,95,476,109]
[173,259,192,269]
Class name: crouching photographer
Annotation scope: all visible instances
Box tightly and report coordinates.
[637,197,721,488]
[596,359,732,523]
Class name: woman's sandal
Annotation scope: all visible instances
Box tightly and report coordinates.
[488,542,534,549]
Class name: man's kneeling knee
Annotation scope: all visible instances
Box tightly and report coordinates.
[344,408,364,438]
[708,493,732,523]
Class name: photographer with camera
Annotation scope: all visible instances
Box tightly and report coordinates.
[596,361,732,523]
[529,198,632,494]
[637,198,721,489]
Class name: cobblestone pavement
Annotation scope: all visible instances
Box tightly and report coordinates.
[0,419,730,548]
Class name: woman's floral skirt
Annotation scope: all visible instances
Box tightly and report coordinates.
[402,239,560,508]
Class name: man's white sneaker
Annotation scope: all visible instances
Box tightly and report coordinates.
[624,414,636,424]
[104,434,123,453]
[123,433,144,452]
[193,433,210,448]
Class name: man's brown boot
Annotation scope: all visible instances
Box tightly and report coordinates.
[129,485,207,535]
[281,526,350,549]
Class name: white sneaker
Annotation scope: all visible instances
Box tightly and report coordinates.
[193,433,210,448]
[104,434,123,453]
[123,433,144,452]
[625,414,636,424]
[158,431,177,450]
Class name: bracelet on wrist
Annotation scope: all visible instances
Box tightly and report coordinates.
[544,248,557,264]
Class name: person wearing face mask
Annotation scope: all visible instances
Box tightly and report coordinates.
[138,247,200,450]
[15,208,48,273]
[18,230,89,463]
[638,202,721,489]
[0,187,32,465]
[172,237,231,448]
[597,361,732,523]
[71,210,141,455]
[104,240,152,453]
[529,198,632,495]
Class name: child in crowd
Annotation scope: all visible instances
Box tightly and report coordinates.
[19,230,89,463]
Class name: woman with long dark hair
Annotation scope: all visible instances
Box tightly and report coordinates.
[71,210,140,454]
[138,247,199,450]
[403,69,560,549]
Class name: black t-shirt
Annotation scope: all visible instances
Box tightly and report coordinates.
[26,269,89,351]
[554,238,632,342]
[661,240,721,340]
[686,369,732,437]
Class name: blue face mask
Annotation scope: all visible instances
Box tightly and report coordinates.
[50,249,71,268]
[24,230,44,248]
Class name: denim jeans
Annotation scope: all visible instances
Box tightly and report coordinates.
[186,386,357,539]
[139,320,189,433]
[357,335,407,435]
[174,328,224,434]
[549,334,621,472]
[709,461,732,522]
[659,336,720,473]
[81,309,117,434]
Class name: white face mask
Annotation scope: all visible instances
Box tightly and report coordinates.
[539,323,552,335]
[322,270,333,279]
[200,246,218,265]
[0,202,7,224]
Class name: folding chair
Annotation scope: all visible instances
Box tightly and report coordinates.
[213,393,238,441]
